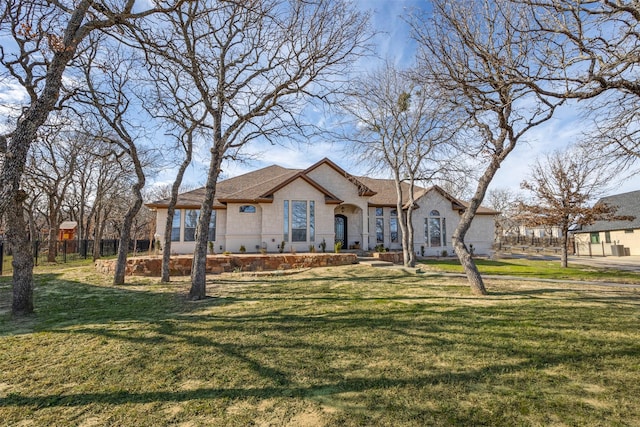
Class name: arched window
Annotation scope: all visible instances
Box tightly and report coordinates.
[425,210,446,247]
[239,205,256,213]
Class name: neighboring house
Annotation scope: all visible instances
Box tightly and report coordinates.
[503,224,563,239]
[146,158,498,256]
[573,190,640,256]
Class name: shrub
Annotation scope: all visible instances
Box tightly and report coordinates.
[320,239,327,253]
[239,245,246,253]
[334,241,342,253]
[279,241,285,253]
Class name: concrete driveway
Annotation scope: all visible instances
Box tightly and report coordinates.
[569,255,640,272]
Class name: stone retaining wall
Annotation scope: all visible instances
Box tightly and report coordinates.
[372,251,404,264]
[95,253,358,277]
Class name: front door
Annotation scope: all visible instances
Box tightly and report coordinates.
[335,215,347,248]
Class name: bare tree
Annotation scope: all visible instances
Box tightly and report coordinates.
[411,0,562,295]
[511,0,640,170]
[486,188,523,241]
[142,43,208,283]
[0,0,182,314]
[519,147,630,267]
[76,38,154,285]
[342,63,458,267]
[24,120,79,262]
[134,0,372,300]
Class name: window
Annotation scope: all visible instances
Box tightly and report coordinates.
[283,200,315,242]
[239,205,256,213]
[184,209,199,242]
[425,210,446,247]
[376,218,384,243]
[309,201,315,242]
[390,217,398,243]
[283,200,289,242]
[376,207,384,243]
[605,231,611,243]
[625,229,635,234]
[292,201,307,242]
[208,210,216,241]
[171,210,181,242]
[590,232,600,244]
[390,209,398,216]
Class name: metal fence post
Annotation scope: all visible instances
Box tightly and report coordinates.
[0,241,3,276]
[34,240,39,266]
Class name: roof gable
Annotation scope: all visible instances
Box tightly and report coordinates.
[304,158,376,197]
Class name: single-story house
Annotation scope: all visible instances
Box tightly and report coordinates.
[147,158,498,256]
[573,189,640,256]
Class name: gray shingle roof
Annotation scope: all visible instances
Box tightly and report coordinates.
[146,158,498,215]
[576,190,640,233]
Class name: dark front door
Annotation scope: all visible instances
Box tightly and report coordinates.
[335,215,347,248]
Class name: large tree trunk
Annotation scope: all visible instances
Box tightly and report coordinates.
[113,195,144,285]
[7,191,34,315]
[452,157,505,296]
[113,157,145,285]
[190,146,223,300]
[161,148,193,282]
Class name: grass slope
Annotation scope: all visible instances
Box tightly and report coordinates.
[1,264,640,426]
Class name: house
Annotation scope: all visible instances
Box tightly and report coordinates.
[573,190,640,256]
[146,158,498,256]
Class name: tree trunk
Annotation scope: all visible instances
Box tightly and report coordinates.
[451,157,505,296]
[161,147,193,282]
[560,223,569,268]
[393,175,410,267]
[190,147,223,300]
[7,191,34,315]
[406,207,416,267]
[47,205,59,262]
[113,164,145,285]
[92,209,103,261]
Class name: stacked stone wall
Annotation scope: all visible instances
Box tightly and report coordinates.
[95,253,358,277]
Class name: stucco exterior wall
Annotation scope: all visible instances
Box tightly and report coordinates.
[307,164,370,249]
[152,207,226,255]
[271,177,335,253]
[224,203,263,253]
[574,229,640,256]
[366,190,496,256]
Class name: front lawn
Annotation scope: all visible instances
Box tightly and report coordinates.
[1,265,639,426]
[421,257,640,283]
